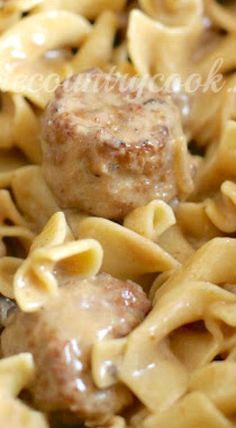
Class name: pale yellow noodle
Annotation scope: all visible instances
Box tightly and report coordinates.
[0,94,41,162]
[123,200,176,241]
[189,362,236,415]
[0,354,48,427]
[1,0,43,12]
[72,10,118,72]
[92,338,127,389]
[176,201,220,248]
[156,224,195,263]
[14,212,103,312]
[205,0,236,33]
[139,0,203,27]
[123,200,194,263]
[0,150,27,188]
[0,257,22,298]
[144,392,233,428]
[11,166,59,232]
[197,34,236,79]
[0,7,20,34]
[205,181,236,233]
[0,11,92,107]
[192,120,236,196]
[93,238,236,425]
[34,0,127,20]
[128,9,202,80]
[187,76,236,145]
[0,188,35,258]
[78,216,179,280]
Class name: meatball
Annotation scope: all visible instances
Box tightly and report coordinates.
[1,273,151,425]
[42,69,192,219]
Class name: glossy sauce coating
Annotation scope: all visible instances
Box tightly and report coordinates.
[42,69,192,219]
[1,273,151,425]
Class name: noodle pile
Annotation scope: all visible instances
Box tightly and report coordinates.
[0,0,236,427]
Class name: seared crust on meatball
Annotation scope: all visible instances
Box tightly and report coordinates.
[42,69,193,219]
[1,273,151,425]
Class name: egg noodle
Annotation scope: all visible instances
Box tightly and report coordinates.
[0,0,236,427]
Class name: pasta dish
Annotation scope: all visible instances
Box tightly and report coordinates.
[0,0,236,427]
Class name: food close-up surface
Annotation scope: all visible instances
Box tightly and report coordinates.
[1,0,236,427]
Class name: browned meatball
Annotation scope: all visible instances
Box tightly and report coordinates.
[1,273,151,425]
[42,69,193,219]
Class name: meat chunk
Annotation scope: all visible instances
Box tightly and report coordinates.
[42,69,192,219]
[1,273,151,425]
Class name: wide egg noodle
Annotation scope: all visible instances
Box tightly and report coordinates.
[10,166,59,232]
[1,0,43,12]
[0,3,20,34]
[0,93,41,163]
[77,216,179,281]
[123,200,194,263]
[128,8,202,80]
[138,0,203,27]
[123,200,176,241]
[189,362,236,415]
[176,201,220,248]
[156,224,195,263]
[204,181,236,234]
[10,95,41,163]
[128,2,236,147]
[0,353,49,427]
[0,188,35,260]
[0,10,92,108]
[144,392,234,428]
[92,338,127,389]
[175,120,236,244]
[204,0,236,33]
[186,75,236,146]
[0,151,34,257]
[0,164,60,301]
[33,0,127,20]
[0,149,27,188]
[0,165,58,263]
[192,120,236,197]
[0,257,22,298]
[14,212,104,312]
[72,10,118,73]
[174,123,236,246]
[112,238,236,425]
